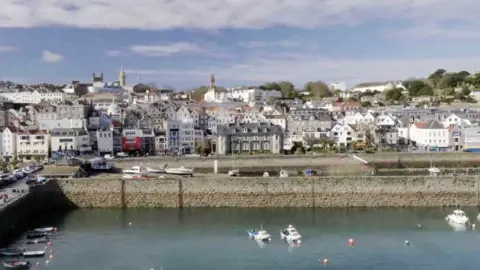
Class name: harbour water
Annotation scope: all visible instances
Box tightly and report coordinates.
[10,207,480,269]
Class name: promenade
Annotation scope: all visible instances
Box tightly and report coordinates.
[0,180,28,209]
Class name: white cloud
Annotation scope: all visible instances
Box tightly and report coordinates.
[129,42,202,57]
[0,0,478,36]
[238,41,299,48]
[0,46,17,52]
[41,50,63,63]
[105,50,123,57]
[126,54,480,87]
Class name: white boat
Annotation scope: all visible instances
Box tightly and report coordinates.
[122,166,143,174]
[447,220,468,232]
[280,225,302,242]
[445,209,469,225]
[33,227,54,233]
[122,174,147,179]
[165,166,193,176]
[228,169,240,177]
[146,164,167,173]
[247,225,271,241]
[22,249,46,257]
[104,154,115,160]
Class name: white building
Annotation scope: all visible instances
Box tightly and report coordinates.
[351,81,405,93]
[330,123,358,146]
[375,115,397,127]
[409,120,450,150]
[163,119,195,152]
[0,89,65,104]
[38,119,87,130]
[51,128,91,153]
[16,131,50,161]
[443,113,471,128]
[96,130,113,155]
[2,127,17,160]
[227,87,282,103]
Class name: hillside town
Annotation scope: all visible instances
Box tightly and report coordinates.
[0,68,480,164]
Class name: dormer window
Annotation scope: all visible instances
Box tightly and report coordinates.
[253,128,257,132]
[263,128,267,132]
[243,128,247,132]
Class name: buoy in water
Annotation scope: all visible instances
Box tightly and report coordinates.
[36,262,39,267]
[53,227,58,232]
[128,222,132,226]
[49,254,54,260]
[45,260,49,265]
[47,242,52,246]
[323,259,328,265]
[405,240,409,246]
[348,238,355,246]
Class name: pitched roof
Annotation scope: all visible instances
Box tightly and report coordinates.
[414,120,443,129]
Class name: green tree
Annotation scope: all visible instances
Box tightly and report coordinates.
[385,88,403,101]
[262,82,281,91]
[303,81,332,99]
[437,73,457,89]
[461,87,471,96]
[191,85,226,101]
[443,88,455,96]
[277,81,297,98]
[361,101,372,107]
[405,80,433,96]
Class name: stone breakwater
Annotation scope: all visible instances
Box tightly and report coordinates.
[51,175,480,208]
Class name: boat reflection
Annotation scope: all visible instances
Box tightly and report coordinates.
[254,239,269,248]
[286,239,301,252]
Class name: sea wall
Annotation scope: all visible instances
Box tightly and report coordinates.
[53,175,480,208]
[0,182,72,245]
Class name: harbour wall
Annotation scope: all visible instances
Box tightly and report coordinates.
[0,183,72,245]
[49,175,480,208]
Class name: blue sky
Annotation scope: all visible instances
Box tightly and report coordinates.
[1,0,480,90]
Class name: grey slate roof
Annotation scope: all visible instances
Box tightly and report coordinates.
[217,122,283,135]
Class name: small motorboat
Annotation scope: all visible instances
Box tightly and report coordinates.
[26,232,47,239]
[445,209,469,225]
[2,260,31,269]
[280,225,302,242]
[32,227,54,233]
[228,169,239,177]
[146,164,167,173]
[0,249,24,256]
[247,225,271,242]
[22,249,46,258]
[26,237,49,245]
[165,166,193,176]
[122,166,143,174]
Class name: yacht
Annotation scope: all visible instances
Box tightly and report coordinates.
[445,209,469,225]
[146,164,167,173]
[280,225,302,242]
[122,166,143,174]
[247,225,271,241]
[165,166,193,176]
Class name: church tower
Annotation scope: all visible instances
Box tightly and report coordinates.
[119,66,126,86]
[209,74,215,89]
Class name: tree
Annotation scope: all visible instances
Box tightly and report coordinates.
[385,88,403,101]
[277,81,297,98]
[428,68,446,87]
[306,137,321,150]
[262,82,281,91]
[361,101,372,108]
[437,73,457,89]
[405,80,433,97]
[303,81,332,99]
[461,87,471,96]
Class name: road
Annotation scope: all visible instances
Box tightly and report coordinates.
[0,179,28,208]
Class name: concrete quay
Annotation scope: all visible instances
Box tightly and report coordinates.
[113,152,480,171]
[47,175,480,208]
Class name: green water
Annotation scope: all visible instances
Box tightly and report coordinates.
[10,207,480,269]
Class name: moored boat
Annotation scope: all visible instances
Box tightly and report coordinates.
[26,237,48,245]
[0,249,24,256]
[146,164,167,173]
[445,209,469,225]
[247,225,271,241]
[26,232,47,239]
[165,166,193,176]
[280,225,302,242]
[2,260,31,269]
[33,227,54,233]
[22,249,46,258]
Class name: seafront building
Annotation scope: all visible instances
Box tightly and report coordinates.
[1,72,480,160]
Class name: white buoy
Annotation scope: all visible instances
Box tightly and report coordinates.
[472,224,476,230]
[405,240,409,246]
[46,260,49,265]
[129,222,132,226]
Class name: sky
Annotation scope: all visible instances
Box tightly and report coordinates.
[1,0,480,90]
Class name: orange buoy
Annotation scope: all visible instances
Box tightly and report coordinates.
[323,259,328,265]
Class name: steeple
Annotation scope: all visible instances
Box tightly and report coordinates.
[119,65,126,86]
[209,74,215,89]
